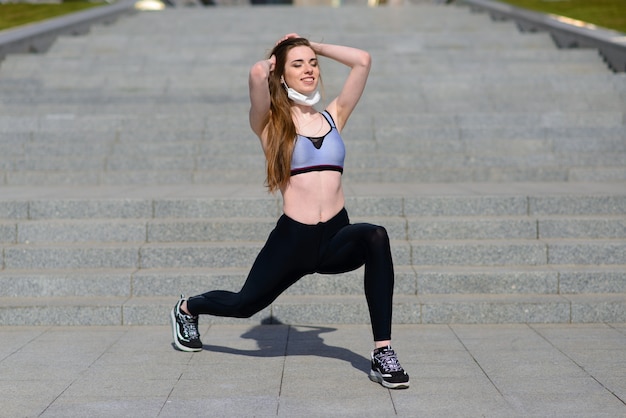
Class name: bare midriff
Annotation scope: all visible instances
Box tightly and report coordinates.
[281,170,344,224]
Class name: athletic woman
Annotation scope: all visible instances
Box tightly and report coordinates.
[171,34,409,389]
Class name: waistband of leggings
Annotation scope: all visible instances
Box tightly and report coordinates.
[280,207,348,229]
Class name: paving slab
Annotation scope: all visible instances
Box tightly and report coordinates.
[1,323,625,417]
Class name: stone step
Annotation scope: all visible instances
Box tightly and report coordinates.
[4,135,625,154]
[4,131,625,150]
[2,48,607,73]
[3,84,620,114]
[6,166,626,185]
[3,194,626,219]
[339,167,626,183]
[4,153,625,176]
[2,110,623,135]
[2,215,625,244]
[1,293,625,325]
[3,238,625,270]
[5,55,610,76]
[0,266,417,298]
[2,131,625,151]
[0,241,405,269]
[2,265,625,298]
[4,130,625,156]
[4,150,624,170]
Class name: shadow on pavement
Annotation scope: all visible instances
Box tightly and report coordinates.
[202,317,370,374]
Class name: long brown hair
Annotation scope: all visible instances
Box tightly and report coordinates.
[263,37,321,192]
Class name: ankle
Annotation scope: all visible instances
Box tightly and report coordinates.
[180,300,193,316]
[374,340,391,350]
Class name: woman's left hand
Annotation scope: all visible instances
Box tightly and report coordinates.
[276,33,300,45]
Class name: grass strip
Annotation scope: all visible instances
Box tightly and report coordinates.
[0,1,107,31]
[497,0,626,33]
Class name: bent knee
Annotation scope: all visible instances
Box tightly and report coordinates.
[368,225,390,245]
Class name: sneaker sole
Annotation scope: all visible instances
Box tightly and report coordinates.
[369,370,410,389]
[170,306,203,352]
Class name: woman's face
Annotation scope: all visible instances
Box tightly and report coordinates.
[282,45,319,95]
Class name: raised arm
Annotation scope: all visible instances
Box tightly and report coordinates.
[248,55,274,140]
[309,41,371,132]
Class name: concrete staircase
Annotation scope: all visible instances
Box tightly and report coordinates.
[0,3,625,325]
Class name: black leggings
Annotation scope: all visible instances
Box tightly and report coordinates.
[186,208,395,341]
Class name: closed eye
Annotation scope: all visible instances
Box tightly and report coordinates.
[292,58,318,68]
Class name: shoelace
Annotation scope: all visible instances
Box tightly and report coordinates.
[181,315,199,339]
[375,349,403,373]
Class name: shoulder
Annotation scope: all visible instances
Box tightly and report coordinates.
[323,103,345,132]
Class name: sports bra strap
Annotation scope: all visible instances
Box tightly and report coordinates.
[321,110,336,129]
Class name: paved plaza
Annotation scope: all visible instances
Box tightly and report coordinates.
[2,323,626,417]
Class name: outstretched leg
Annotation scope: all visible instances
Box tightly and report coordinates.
[172,215,316,352]
[186,215,318,318]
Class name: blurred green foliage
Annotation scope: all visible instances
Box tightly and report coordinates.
[0,0,106,31]
[499,0,626,33]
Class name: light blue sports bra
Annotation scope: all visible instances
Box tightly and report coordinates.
[290,110,345,176]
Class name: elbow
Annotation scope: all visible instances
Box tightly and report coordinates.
[359,51,372,71]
